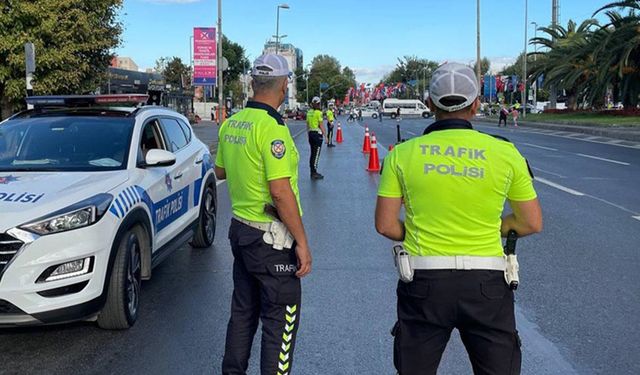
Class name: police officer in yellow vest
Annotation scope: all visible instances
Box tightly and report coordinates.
[326,107,336,147]
[215,54,313,375]
[307,96,326,180]
[375,63,543,375]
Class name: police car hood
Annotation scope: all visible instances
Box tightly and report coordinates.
[0,171,128,232]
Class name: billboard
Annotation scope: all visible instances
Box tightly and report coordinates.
[193,27,217,86]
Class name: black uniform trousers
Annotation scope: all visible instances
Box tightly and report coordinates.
[393,270,521,375]
[326,122,334,145]
[308,131,323,174]
[222,220,301,375]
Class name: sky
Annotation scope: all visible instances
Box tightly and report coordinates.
[117,0,613,83]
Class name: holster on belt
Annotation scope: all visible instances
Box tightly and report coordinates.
[392,244,414,283]
[263,204,294,250]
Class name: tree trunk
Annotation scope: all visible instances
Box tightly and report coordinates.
[1,95,13,120]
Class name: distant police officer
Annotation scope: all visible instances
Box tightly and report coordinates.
[326,106,336,147]
[307,96,326,179]
[215,54,313,375]
[375,62,543,375]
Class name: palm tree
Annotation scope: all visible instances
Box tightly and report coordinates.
[530,19,601,109]
[593,1,640,108]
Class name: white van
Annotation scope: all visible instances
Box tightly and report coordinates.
[382,99,432,119]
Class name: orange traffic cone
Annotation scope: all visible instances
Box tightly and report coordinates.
[367,132,381,172]
[336,122,343,143]
[362,126,371,153]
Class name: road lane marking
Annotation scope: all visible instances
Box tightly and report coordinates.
[522,143,558,151]
[576,153,630,166]
[632,216,640,222]
[530,166,565,178]
[535,177,585,196]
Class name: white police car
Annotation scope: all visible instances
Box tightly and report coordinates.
[0,95,217,329]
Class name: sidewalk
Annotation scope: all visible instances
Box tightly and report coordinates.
[479,116,640,142]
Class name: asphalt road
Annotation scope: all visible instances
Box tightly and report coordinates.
[0,117,638,374]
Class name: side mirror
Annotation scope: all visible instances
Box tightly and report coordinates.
[141,149,176,168]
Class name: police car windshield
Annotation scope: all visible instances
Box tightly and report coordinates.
[0,116,134,172]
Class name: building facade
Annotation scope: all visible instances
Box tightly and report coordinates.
[110,57,139,72]
[262,41,302,110]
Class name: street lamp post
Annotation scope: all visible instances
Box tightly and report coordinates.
[217,0,224,122]
[275,4,290,54]
[476,0,481,86]
[531,21,538,110]
[522,0,528,118]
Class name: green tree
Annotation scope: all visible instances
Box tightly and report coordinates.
[221,35,249,84]
[472,57,491,76]
[305,55,356,104]
[530,19,601,109]
[0,0,123,119]
[592,2,640,107]
[155,57,191,88]
[382,56,439,99]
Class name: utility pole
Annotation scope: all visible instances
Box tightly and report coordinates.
[523,0,528,118]
[476,0,481,86]
[217,0,224,122]
[549,0,559,109]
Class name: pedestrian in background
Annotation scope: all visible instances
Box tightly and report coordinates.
[499,104,508,127]
[375,62,542,375]
[511,105,519,127]
[216,54,312,375]
[378,106,383,122]
[307,96,326,179]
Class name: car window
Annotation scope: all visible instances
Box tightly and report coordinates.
[160,118,188,152]
[178,120,192,143]
[139,120,166,163]
[0,116,134,172]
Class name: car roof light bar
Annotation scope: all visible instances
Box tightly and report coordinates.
[26,94,149,108]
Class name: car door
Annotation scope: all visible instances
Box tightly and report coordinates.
[156,117,197,242]
[135,118,184,250]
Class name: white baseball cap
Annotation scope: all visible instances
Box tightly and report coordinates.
[252,54,291,77]
[429,62,479,112]
[311,96,321,104]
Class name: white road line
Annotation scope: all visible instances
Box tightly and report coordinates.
[633,216,640,222]
[530,166,565,178]
[216,179,225,186]
[535,177,585,196]
[522,143,558,151]
[576,153,630,166]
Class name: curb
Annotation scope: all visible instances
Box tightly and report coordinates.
[480,117,640,142]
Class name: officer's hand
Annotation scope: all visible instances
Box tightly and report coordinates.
[295,244,312,278]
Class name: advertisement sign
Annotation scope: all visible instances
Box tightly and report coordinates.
[193,27,216,86]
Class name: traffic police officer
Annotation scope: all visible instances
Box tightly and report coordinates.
[375,63,543,375]
[215,54,313,375]
[307,96,326,180]
[326,106,336,147]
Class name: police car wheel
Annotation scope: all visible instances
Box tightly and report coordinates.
[97,228,142,330]
[372,113,378,119]
[191,183,217,248]
[422,112,429,118]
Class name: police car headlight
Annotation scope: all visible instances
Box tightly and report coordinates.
[21,194,113,235]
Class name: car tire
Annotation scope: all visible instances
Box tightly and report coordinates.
[390,113,397,119]
[190,183,217,248]
[372,113,378,119]
[97,227,142,330]
[422,112,429,118]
